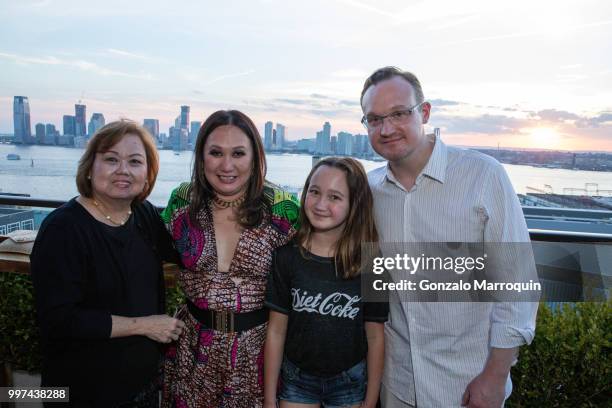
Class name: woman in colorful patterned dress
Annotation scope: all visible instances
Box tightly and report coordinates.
[161,110,299,408]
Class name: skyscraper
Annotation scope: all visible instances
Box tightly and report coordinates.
[264,121,273,150]
[88,113,105,137]
[13,96,32,144]
[353,134,366,156]
[143,119,160,142]
[35,123,46,145]
[75,104,86,137]
[45,124,57,145]
[337,132,353,156]
[190,121,202,146]
[315,122,331,154]
[61,115,76,146]
[180,106,190,130]
[63,115,76,136]
[276,123,286,150]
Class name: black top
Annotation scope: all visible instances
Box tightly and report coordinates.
[30,198,177,405]
[265,243,388,377]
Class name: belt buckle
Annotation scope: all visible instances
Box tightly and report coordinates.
[214,310,235,333]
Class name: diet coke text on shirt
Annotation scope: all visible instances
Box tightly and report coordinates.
[291,288,361,320]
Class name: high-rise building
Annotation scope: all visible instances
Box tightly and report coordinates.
[143,119,160,141]
[314,122,332,154]
[276,123,286,150]
[45,123,56,136]
[63,115,76,136]
[13,96,32,144]
[330,136,337,154]
[297,138,316,153]
[88,113,105,137]
[169,126,189,151]
[363,136,373,157]
[315,131,324,154]
[180,106,190,130]
[75,104,86,137]
[337,132,353,156]
[190,121,201,146]
[353,134,366,156]
[44,124,57,145]
[264,121,273,150]
[35,123,46,145]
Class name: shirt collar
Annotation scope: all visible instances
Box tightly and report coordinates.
[382,131,448,186]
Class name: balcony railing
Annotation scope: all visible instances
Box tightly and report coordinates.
[1,195,611,302]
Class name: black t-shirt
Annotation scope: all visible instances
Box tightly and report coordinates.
[30,198,177,405]
[265,242,388,377]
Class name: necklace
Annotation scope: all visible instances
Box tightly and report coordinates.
[92,199,132,226]
[212,194,246,209]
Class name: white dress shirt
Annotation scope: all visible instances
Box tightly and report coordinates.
[368,134,538,407]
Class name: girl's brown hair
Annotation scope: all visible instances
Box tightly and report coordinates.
[76,119,159,202]
[188,110,267,227]
[297,157,379,279]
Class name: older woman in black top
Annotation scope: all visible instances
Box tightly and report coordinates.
[30,120,185,407]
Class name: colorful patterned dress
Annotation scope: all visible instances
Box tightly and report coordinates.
[160,182,299,408]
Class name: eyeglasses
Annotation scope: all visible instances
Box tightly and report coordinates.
[361,101,425,130]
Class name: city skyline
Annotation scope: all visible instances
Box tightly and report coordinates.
[1,1,611,151]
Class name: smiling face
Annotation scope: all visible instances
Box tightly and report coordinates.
[203,125,254,200]
[304,165,350,235]
[361,76,431,164]
[90,133,148,204]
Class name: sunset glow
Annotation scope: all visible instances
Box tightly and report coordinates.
[527,127,561,149]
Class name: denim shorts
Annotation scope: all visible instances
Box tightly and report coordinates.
[279,357,366,407]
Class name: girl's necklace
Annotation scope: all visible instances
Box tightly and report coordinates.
[212,194,246,209]
[92,199,132,226]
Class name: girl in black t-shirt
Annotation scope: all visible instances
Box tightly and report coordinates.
[264,157,387,408]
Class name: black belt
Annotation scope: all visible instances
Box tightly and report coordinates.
[186,299,268,333]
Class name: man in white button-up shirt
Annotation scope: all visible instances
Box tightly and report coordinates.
[361,67,538,408]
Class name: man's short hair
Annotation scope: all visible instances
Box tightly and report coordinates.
[360,66,425,106]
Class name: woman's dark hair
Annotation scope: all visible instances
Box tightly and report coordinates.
[188,110,267,227]
[76,119,159,202]
[297,157,379,279]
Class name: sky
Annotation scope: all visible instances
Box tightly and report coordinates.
[1,0,612,151]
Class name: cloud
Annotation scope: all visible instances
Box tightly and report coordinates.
[0,51,153,79]
[310,93,329,99]
[275,98,310,105]
[430,98,462,106]
[106,48,150,60]
[530,109,581,122]
[436,113,529,135]
[576,112,612,128]
[204,70,254,85]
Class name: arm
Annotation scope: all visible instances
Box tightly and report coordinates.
[111,314,185,343]
[363,322,384,408]
[31,220,185,344]
[461,347,517,408]
[462,162,539,407]
[31,222,112,340]
[264,311,288,408]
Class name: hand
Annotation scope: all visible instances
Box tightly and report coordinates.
[360,401,377,408]
[263,399,278,408]
[461,370,506,408]
[138,314,185,343]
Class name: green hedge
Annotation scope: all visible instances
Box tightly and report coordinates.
[0,272,184,372]
[1,272,610,407]
[507,301,611,407]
